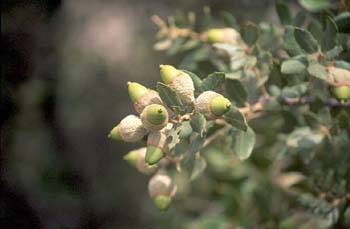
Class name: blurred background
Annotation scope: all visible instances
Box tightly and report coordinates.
[2,0,286,228]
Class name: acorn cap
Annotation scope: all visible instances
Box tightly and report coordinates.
[210,96,231,116]
[141,104,168,131]
[114,115,148,142]
[148,173,177,198]
[133,89,163,114]
[146,145,165,165]
[169,72,195,104]
[159,65,180,84]
[206,29,224,43]
[153,195,172,211]
[123,149,139,167]
[108,125,122,141]
[128,82,149,102]
[328,67,350,87]
[331,86,350,101]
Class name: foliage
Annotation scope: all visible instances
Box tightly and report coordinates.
[111,1,350,228]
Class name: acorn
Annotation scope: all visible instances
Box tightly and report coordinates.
[328,67,350,102]
[148,172,177,211]
[128,82,163,113]
[108,115,148,142]
[124,147,157,175]
[159,65,195,104]
[205,28,243,45]
[141,104,169,131]
[195,91,231,119]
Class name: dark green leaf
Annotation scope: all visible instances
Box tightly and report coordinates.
[240,22,259,46]
[282,26,305,56]
[202,72,225,91]
[276,0,292,25]
[190,113,206,136]
[299,0,333,12]
[293,12,306,27]
[225,79,248,107]
[281,59,306,75]
[224,107,248,131]
[233,126,256,160]
[167,38,185,56]
[307,20,323,44]
[334,12,350,33]
[156,82,183,108]
[321,17,338,52]
[190,155,207,181]
[294,27,319,53]
[221,11,238,28]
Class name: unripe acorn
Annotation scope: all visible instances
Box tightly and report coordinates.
[128,82,163,113]
[195,91,231,119]
[148,172,177,211]
[141,104,168,131]
[159,65,195,104]
[124,147,157,175]
[108,115,148,142]
[205,28,242,45]
[145,123,173,165]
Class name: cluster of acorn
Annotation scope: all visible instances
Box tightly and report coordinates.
[108,65,231,210]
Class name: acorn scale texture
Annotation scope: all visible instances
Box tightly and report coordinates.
[169,72,195,104]
[134,89,163,114]
[148,173,177,198]
[117,115,148,142]
[195,91,224,119]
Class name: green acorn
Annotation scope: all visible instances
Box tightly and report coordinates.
[205,28,243,45]
[148,172,177,211]
[195,91,231,119]
[108,115,148,142]
[124,147,157,175]
[145,123,173,165]
[328,67,350,102]
[128,82,163,113]
[141,104,168,131]
[159,65,195,104]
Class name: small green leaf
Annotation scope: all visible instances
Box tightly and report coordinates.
[220,11,238,28]
[325,46,343,60]
[233,126,256,160]
[299,0,333,12]
[307,20,323,44]
[202,72,225,91]
[156,82,183,108]
[321,16,338,52]
[225,79,248,107]
[182,70,203,94]
[240,22,259,46]
[293,12,306,27]
[281,59,306,75]
[190,155,207,181]
[224,107,248,131]
[183,134,205,175]
[294,27,319,53]
[282,26,305,56]
[275,0,292,25]
[190,113,206,136]
[307,61,328,81]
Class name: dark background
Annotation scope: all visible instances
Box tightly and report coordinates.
[2,0,281,228]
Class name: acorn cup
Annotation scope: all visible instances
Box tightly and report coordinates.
[148,172,177,211]
[327,66,350,102]
[141,104,169,131]
[195,91,231,119]
[159,65,195,104]
[108,115,148,142]
[128,82,163,113]
[204,28,244,46]
[124,147,157,175]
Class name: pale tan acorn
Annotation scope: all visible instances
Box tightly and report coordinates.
[205,28,244,46]
[140,104,168,131]
[195,91,231,119]
[108,115,148,142]
[159,65,195,104]
[123,147,157,175]
[328,66,350,102]
[128,82,163,113]
[148,172,177,211]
